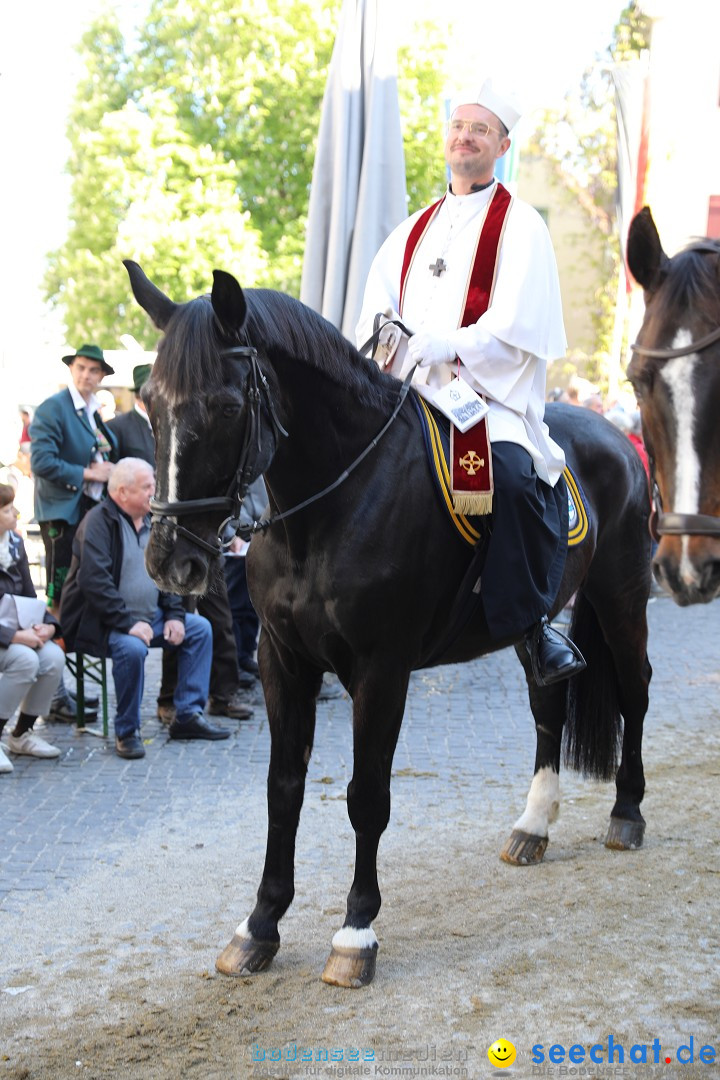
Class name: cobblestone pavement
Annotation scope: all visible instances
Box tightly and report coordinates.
[1,593,717,918]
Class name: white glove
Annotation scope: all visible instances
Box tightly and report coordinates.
[408,331,456,368]
[374,308,402,368]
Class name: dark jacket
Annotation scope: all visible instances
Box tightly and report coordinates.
[0,532,60,648]
[59,496,184,657]
[106,408,155,467]
[30,388,118,525]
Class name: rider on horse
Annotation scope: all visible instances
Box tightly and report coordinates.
[356,80,586,687]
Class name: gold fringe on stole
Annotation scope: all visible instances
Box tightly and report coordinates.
[451,491,493,516]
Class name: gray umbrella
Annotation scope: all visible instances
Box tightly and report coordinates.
[300,0,408,340]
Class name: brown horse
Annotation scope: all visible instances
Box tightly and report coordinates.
[124,259,652,987]
[627,206,720,604]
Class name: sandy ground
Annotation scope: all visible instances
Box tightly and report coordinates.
[3,603,720,1079]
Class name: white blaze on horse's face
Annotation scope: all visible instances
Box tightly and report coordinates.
[659,332,701,585]
[166,408,182,506]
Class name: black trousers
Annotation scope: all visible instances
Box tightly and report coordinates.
[480,441,568,641]
[223,555,260,666]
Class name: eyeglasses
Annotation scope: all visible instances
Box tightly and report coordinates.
[446,118,501,139]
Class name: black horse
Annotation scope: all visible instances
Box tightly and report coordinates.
[627,206,720,604]
[124,260,652,987]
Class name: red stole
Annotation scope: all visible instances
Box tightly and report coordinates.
[400,182,513,515]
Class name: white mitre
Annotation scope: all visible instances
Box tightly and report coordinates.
[450,79,523,132]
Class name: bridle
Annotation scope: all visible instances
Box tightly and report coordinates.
[649,483,720,538]
[629,323,720,361]
[149,345,287,557]
[149,335,416,557]
[631,316,720,539]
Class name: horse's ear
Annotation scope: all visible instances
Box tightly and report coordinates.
[626,207,669,294]
[211,270,247,335]
[123,260,178,330]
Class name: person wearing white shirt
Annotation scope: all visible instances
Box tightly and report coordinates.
[356,81,585,686]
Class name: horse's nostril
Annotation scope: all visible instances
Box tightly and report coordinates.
[700,559,720,594]
[177,556,203,583]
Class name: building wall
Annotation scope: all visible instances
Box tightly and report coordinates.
[642,0,720,252]
[518,155,607,360]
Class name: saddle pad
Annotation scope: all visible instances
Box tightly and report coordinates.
[413,395,590,548]
[564,465,590,546]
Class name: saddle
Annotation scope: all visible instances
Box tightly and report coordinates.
[413,394,590,664]
[413,394,589,550]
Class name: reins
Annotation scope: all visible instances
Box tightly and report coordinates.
[630,323,720,361]
[233,362,417,543]
[358,315,414,359]
[150,325,416,555]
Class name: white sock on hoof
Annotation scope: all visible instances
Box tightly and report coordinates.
[331,926,378,951]
[514,766,560,836]
[234,917,254,940]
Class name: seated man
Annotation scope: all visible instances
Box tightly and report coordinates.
[108,366,254,723]
[60,457,230,759]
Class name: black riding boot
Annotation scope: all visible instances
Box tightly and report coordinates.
[525,615,587,687]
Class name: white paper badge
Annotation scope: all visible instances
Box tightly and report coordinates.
[431,377,489,433]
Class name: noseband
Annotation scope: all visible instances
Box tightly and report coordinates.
[632,313,720,540]
[149,343,416,557]
[149,346,288,557]
[649,481,720,539]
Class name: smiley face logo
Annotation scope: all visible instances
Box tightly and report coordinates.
[487,1039,517,1068]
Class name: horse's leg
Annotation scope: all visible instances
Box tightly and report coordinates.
[587,588,651,851]
[500,644,566,865]
[216,636,319,976]
[321,666,409,988]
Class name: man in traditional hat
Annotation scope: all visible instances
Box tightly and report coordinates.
[356,81,585,686]
[30,344,118,720]
[107,363,155,465]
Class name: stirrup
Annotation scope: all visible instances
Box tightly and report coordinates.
[526,618,586,688]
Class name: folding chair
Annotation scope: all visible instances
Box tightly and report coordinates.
[65,653,110,737]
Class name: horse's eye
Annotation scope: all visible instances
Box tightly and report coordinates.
[627,363,653,401]
[221,404,240,418]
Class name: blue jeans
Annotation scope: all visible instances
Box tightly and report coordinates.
[108,610,212,738]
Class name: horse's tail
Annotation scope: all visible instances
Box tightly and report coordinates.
[563,591,622,781]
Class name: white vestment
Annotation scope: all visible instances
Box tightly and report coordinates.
[355,181,567,486]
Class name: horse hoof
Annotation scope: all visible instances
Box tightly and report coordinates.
[215,933,280,976]
[321,945,378,988]
[605,817,645,850]
[500,829,548,865]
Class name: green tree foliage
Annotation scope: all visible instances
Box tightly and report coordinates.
[131,0,340,294]
[46,85,269,347]
[398,22,447,214]
[46,0,447,345]
[47,2,336,345]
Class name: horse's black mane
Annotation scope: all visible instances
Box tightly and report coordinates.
[641,238,720,363]
[666,239,720,311]
[154,286,397,408]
